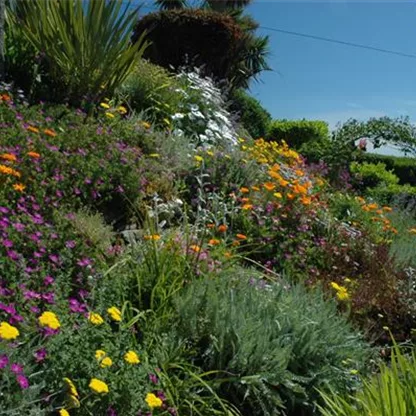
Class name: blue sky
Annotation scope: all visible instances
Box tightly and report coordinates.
[246,1,416,129]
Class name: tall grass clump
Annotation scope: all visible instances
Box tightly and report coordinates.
[319,339,416,416]
[7,0,149,104]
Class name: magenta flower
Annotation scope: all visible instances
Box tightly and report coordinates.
[16,374,29,389]
[2,239,13,248]
[6,250,19,261]
[43,276,54,285]
[34,348,47,363]
[65,240,76,249]
[11,363,23,374]
[77,258,92,267]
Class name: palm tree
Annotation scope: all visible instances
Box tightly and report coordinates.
[155,0,253,12]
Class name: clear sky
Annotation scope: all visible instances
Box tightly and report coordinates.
[246,1,416,129]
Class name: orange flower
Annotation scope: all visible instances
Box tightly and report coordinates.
[263,182,276,191]
[232,241,240,247]
[383,206,392,212]
[240,187,250,194]
[0,93,11,101]
[293,184,308,195]
[44,128,57,137]
[376,209,383,215]
[367,203,378,210]
[218,225,227,233]
[279,179,289,187]
[27,152,40,159]
[208,239,220,246]
[189,245,201,253]
[287,193,295,200]
[13,183,25,192]
[236,234,247,240]
[251,186,260,191]
[390,227,398,234]
[0,153,17,162]
[295,169,304,177]
[27,126,39,134]
[268,170,281,180]
[207,223,215,229]
[0,164,21,178]
[241,197,250,203]
[301,196,311,205]
[224,251,232,258]
[242,204,253,210]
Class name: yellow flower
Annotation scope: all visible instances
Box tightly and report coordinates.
[100,102,110,109]
[194,155,204,163]
[117,106,127,114]
[206,150,214,156]
[38,311,60,330]
[95,350,113,368]
[88,312,104,325]
[13,183,26,192]
[67,394,80,408]
[63,378,79,397]
[273,192,282,199]
[59,410,70,416]
[148,153,160,158]
[242,203,253,210]
[89,378,109,394]
[144,234,161,241]
[105,112,115,119]
[107,306,122,322]
[141,121,151,129]
[145,393,163,409]
[124,350,140,365]
[0,322,19,340]
[0,164,21,178]
[409,228,416,235]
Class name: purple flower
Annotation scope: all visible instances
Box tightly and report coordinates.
[77,257,92,268]
[149,373,158,384]
[30,306,40,314]
[68,298,87,313]
[42,292,55,304]
[44,275,54,285]
[2,239,13,248]
[0,207,9,214]
[107,407,117,416]
[16,374,29,389]
[6,250,19,261]
[11,363,24,374]
[49,254,60,264]
[23,290,41,301]
[12,222,25,232]
[34,348,47,363]
[0,303,17,315]
[0,355,9,369]
[65,240,76,249]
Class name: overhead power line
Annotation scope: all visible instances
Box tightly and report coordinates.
[260,26,416,60]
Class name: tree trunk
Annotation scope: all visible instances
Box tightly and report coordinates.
[0,0,5,81]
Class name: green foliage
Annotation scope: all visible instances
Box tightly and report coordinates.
[266,119,330,162]
[229,89,271,138]
[167,273,370,416]
[319,340,416,416]
[362,153,416,186]
[118,60,183,124]
[7,0,149,105]
[350,162,399,190]
[367,183,416,206]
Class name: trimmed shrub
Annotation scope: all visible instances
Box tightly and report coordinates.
[168,274,370,416]
[229,89,271,139]
[362,153,416,186]
[266,119,330,162]
[132,9,245,82]
[367,183,416,206]
[350,162,399,190]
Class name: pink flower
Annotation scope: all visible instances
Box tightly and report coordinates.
[0,355,9,369]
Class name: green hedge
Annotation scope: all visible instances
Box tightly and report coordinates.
[362,153,416,186]
[132,9,245,82]
[350,162,399,190]
[229,89,272,139]
[266,119,330,162]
